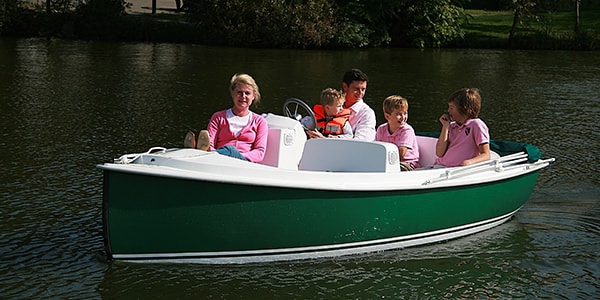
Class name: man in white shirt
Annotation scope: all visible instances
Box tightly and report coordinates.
[306,69,376,141]
[341,69,376,141]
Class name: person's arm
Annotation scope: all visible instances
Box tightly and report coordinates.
[394,126,415,162]
[398,146,408,160]
[206,111,224,150]
[460,120,491,166]
[337,121,354,139]
[436,114,451,157]
[242,116,269,162]
[352,110,376,141]
[460,143,491,166]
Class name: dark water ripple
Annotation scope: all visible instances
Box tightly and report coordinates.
[90,218,598,299]
[1,39,598,299]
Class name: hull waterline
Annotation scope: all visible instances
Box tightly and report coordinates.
[102,168,540,264]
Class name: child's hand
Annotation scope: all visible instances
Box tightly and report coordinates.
[306,129,325,139]
[439,113,451,126]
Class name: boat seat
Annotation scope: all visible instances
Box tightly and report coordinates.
[416,136,438,168]
[416,135,500,168]
[259,113,307,170]
[299,138,401,173]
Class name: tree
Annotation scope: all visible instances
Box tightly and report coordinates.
[388,0,466,47]
[0,0,20,34]
[508,0,536,46]
[574,0,580,33]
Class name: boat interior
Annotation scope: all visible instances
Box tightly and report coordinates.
[259,113,470,173]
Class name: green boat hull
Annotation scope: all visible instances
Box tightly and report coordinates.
[102,169,540,263]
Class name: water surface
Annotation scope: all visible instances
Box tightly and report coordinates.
[0,38,598,299]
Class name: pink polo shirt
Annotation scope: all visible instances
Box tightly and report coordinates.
[435,118,489,167]
[376,123,420,167]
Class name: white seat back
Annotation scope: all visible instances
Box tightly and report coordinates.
[259,114,307,169]
[299,138,401,173]
[416,136,438,168]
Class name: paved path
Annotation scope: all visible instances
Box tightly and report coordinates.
[126,0,180,14]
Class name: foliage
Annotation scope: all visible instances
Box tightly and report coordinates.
[53,0,82,13]
[334,0,398,47]
[185,0,339,48]
[70,0,127,39]
[325,0,468,47]
[3,0,598,49]
[75,0,126,18]
[390,0,467,47]
[0,0,19,33]
[183,0,467,48]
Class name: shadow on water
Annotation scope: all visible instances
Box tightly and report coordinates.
[0,38,598,299]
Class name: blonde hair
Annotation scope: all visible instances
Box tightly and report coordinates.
[382,95,408,114]
[448,88,481,119]
[230,73,261,105]
[320,88,344,106]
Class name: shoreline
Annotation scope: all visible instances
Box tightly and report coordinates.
[126,0,180,15]
[3,3,598,51]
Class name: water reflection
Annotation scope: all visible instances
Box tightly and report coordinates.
[96,222,556,299]
[0,38,598,299]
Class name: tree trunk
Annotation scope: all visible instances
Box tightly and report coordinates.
[509,1,522,47]
[575,0,580,33]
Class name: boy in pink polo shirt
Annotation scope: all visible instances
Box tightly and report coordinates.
[376,95,420,171]
[435,88,491,167]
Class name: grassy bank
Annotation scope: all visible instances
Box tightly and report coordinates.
[121,6,600,50]
[461,7,600,50]
[3,5,599,50]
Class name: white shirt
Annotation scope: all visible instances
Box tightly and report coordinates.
[347,100,376,141]
[226,109,251,137]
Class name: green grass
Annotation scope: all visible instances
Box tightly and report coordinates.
[463,6,600,37]
[461,6,600,49]
[464,10,514,38]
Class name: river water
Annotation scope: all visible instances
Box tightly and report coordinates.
[1,37,598,299]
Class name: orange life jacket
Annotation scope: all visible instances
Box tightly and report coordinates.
[313,104,351,136]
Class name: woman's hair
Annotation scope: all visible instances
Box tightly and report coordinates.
[230,73,261,105]
[382,95,408,115]
[448,88,481,119]
[320,88,344,106]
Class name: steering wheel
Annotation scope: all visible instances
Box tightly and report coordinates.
[283,98,317,131]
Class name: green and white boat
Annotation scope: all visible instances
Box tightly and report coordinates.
[98,100,554,264]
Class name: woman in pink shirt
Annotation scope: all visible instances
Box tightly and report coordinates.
[435,88,491,167]
[185,73,268,163]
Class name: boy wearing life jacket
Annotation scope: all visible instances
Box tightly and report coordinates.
[312,88,353,139]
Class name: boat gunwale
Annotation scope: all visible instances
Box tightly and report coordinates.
[96,151,554,191]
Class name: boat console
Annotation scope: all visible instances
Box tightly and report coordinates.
[260,113,307,169]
